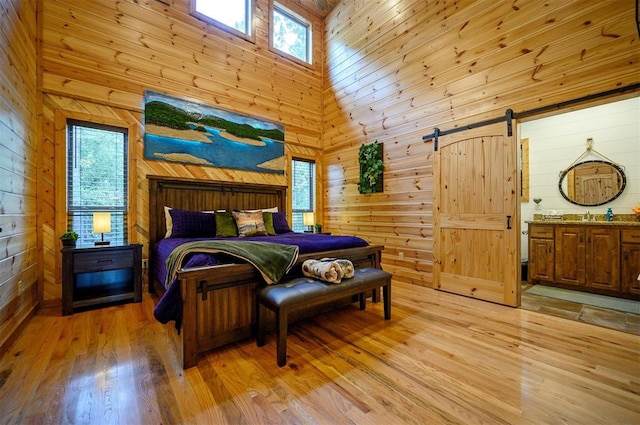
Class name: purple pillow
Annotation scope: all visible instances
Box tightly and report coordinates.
[272,211,293,234]
[168,208,217,238]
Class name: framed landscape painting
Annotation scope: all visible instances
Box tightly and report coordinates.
[143,91,285,174]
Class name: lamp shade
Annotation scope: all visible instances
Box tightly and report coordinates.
[303,212,315,226]
[93,212,111,234]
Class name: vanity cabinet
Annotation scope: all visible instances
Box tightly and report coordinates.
[621,229,640,295]
[528,225,555,282]
[528,222,637,298]
[554,226,586,287]
[586,227,619,291]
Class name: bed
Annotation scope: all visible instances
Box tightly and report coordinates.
[147,176,384,368]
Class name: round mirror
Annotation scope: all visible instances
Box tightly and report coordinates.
[559,160,626,206]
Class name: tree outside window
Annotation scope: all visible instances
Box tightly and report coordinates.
[67,120,128,246]
[272,3,312,64]
[291,159,316,232]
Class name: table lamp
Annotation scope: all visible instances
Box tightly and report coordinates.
[303,212,315,233]
[93,212,111,246]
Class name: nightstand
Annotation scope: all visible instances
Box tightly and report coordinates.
[62,244,142,315]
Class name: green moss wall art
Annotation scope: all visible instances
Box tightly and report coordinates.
[358,141,384,194]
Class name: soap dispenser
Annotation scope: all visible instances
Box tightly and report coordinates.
[606,207,613,222]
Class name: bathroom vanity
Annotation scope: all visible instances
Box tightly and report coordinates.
[528,220,640,299]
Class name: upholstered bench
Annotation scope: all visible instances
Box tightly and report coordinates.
[256,267,392,366]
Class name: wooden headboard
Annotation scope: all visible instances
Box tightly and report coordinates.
[147,176,287,248]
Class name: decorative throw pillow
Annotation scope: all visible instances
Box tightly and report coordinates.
[164,206,173,238]
[232,211,268,237]
[167,208,216,238]
[272,211,293,234]
[245,207,279,213]
[215,211,238,237]
[263,212,277,236]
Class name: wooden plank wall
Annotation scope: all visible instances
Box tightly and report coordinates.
[39,0,324,306]
[322,0,640,287]
[0,0,38,352]
[4,0,639,320]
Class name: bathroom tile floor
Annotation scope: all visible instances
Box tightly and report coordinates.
[521,283,640,335]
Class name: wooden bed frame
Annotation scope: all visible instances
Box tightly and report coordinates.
[148,176,384,369]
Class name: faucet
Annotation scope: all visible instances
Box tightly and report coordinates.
[584,210,591,221]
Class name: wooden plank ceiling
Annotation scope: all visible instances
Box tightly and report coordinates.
[296,0,337,18]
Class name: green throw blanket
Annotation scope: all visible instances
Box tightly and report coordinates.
[164,241,299,288]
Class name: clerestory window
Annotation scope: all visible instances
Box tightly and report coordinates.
[271,2,312,65]
[191,0,254,40]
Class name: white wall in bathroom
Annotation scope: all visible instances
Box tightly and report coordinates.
[519,96,640,261]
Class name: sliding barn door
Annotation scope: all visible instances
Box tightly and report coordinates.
[433,122,520,306]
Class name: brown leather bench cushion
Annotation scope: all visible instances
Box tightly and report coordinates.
[259,267,390,308]
[257,267,392,366]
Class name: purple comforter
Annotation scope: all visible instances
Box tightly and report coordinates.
[152,232,368,328]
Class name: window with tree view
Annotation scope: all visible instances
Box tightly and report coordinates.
[291,159,315,232]
[272,3,312,64]
[67,120,128,246]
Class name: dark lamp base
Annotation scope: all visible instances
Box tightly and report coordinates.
[95,241,111,246]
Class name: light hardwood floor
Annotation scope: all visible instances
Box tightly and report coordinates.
[1,280,639,424]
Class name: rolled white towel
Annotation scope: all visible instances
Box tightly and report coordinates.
[319,258,355,279]
[302,259,344,283]
[328,258,354,278]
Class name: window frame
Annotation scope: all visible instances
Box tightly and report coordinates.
[290,157,316,232]
[66,119,130,247]
[54,110,137,251]
[191,0,256,43]
[270,1,313,67]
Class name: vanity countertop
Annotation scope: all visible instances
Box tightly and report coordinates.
[526,219,640,227]
[527,213,640,227]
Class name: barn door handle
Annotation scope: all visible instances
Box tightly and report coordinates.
[506,215,512,229]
